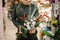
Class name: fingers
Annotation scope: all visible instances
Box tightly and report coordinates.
[18,31,23,34]
[29,29,36,34]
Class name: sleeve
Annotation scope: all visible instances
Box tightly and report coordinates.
[34,8,40,27]
[12,5,20,27]
[34,8,39,17]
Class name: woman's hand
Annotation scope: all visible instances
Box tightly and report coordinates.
[29,29,36,34]
[18,31,23,34]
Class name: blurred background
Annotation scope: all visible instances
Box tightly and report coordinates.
[2,0,60,40]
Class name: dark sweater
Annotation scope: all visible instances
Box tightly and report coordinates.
[12,2,39,27]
